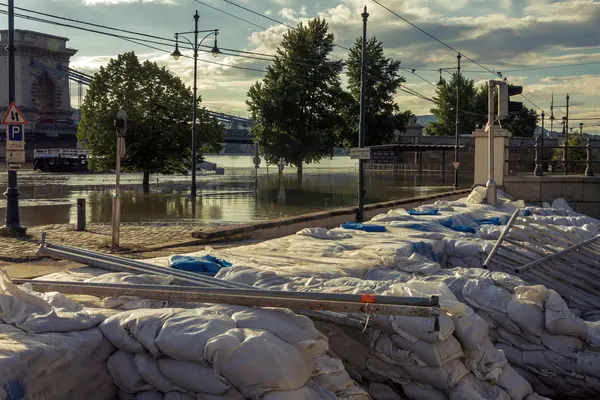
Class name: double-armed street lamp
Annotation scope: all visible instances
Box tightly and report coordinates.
[171,10,220,199]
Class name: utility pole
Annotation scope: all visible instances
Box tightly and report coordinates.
[486,80,497,206]
[3,0,25,235]
[541,110,545,152]
[454,53,461,188]
[565,94,570,144]
[357,6,368,223]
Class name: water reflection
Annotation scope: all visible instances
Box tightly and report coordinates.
[0,156,473,226]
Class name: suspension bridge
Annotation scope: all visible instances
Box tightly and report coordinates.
[46,61,256,145]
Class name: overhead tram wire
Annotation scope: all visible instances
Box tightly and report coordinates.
[0,3,345,71]
[0,9,267,73]
[214,0,351,56]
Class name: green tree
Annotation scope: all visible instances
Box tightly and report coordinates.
[426,73,478,136]
[247,18,345,174]
[78,52,223,192]
[341,37,412,146]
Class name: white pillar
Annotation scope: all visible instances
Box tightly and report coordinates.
[473,128,512,186]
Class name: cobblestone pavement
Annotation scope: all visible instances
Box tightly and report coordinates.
[0,223,211,262]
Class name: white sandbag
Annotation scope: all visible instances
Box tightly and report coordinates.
[450,310,489,351]
[463,338,506,381]
[540,332,583,359]
[164,392,195,400]
[261,381,337,399]
[119,389,136,400]
[296,228,352,240]
[134,392,163,400]
[133,354,182,393]
[449,373,511,400]
[389,313,455,344]
[506,287,546,337]
[107,350,152,394]
[390,334,463,368]
[336,383,372,399]
[511,366,555,398]
[544,290,588,338]
[495,344,525,369]
[368,382,406,399]
[157,357,229,395]
[312,356,355,393]
[231,307,325,345]
[402,381,448,400]
[497,365,533,400]
[523,350,578,377]
[575,350,600,379]
[496,327,546,351]
[366,357,411,385]
[371,331,413,366]
[316,322,372,374]
[400,359,470,391]
[154,309,236,363]
[205,328,310,398]
[100,309,179,355]
[0,269,104,333]
[197,388,246,400]
[461,279,512,314]
[551,198,573,211]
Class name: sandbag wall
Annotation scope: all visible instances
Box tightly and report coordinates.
[100,306,369,400]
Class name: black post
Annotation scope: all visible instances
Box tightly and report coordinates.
[357,6,368,223]
[191,11,199,199]
[565,94,570,144]
[453,53,461,188]
[563,119,568,175]
[534,136,543,176]
[540,111,545,172]
[76,198,86,231]
[3,0,25,235]
[585,138,594,177]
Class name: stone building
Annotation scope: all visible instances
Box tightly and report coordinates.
[0,30,78,153]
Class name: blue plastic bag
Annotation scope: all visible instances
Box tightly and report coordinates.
[341,222,387,233]
[439,217,476,233]
[169,255,232,276]
[407,209,439,216]
[474,217,503,225]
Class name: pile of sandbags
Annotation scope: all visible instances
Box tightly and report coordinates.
[99,306,369,400]
[0,269,116,399]
[216,265,543,400]
[428,267,600,399]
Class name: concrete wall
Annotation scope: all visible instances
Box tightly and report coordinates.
[473,128,511,186]
[193,189,471,242]
[504,175,600,217]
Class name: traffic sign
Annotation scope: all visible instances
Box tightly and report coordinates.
[8,164,20,171]
[349,147,371,160]
[1,102,28,125]
[452,161,460,169]
[7,125,23,141]
[253,156,261,167]
[6,150,25,163]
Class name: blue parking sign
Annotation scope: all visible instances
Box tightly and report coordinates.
[7,125,23,141]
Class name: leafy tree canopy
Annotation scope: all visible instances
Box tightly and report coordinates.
[77,51,223,189]
[247,18,346,174]
[342,37,412,146]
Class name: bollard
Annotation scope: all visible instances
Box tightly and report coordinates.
[585,138,594,177]
[534,136,543,176]
[76,198,86,231]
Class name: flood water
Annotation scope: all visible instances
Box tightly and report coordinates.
[0,156,473,227]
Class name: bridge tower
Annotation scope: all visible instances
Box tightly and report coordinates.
[0,30,78,141]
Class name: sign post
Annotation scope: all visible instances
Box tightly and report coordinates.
[112,109,127,248]
[2,101,28,235]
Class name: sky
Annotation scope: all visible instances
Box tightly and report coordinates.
[3,0,600,134]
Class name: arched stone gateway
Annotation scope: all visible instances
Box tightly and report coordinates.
[0,30,78,157]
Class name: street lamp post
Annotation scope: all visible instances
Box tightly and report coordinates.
[172,11,220,199]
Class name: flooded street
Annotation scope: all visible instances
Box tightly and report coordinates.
[0,156,473,227]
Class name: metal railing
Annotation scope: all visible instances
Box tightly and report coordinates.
[365,163,450,172]
[506,137,598,176]
[34,148,91,159]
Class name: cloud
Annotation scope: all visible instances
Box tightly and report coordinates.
[299,6,308,16]
[265,9,273,16]
[278,8,298,21]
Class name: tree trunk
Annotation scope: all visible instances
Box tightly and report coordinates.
[143,171,150,193]
[296,160,303,175]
